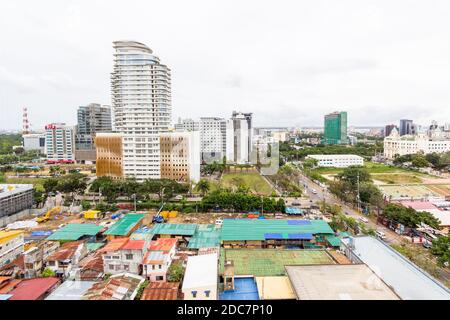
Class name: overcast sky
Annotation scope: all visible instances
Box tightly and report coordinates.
[1,0,450,131]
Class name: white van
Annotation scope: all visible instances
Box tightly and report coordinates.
[376,230,386,240]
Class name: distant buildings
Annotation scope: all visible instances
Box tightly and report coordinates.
[307,154,364,168]
[323,111,348,145]
[0,184,34,226]
[383,128,450,159]
[199,117,229,163]
[384,124,398,137]
[231,111,253,164]
[111,40,171,181]
[160,131,200,183]
[22,133,46,154]
[174,118,199,132]
[399,119,414,136]
[75,103,112,164]
[45,123,75,163]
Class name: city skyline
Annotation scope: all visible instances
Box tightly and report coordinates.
[1,1,450,131]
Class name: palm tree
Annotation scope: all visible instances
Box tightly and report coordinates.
[196,179,210,196]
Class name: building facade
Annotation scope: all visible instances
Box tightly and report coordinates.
[384,124,398,137]
[22,133,46,154]
[0,184,34,220]
[111,40,171,181]
[160,131,200,183]
[0,231,24,268]
[384,129,450,159]
[199,117,228,163]
[307,154,364,168]
[324,111,348,145]
[75,103,112,163]
[45,123,75,163]
[231,111,253,164]
[174,118,199,132]
[399,119,414,136]
[95,133,124,179]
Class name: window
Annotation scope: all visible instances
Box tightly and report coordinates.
[109,264,114,270]
[125,254,133,260]
[191,291,197,298]
[123,265,129,271]
[156,276,164,281]
[204,290,211,298]
[48,261,55,266]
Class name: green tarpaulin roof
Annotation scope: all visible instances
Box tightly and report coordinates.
[46,224,103,241]
[150,223,198,236]
[104,213,145,236]
[220,219,334,241]
[188,224,221,249]
[325,235,342,247]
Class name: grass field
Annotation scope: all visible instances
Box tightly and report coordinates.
[219,249,334,276]
[379,184,446,199]
[371,173,423,184]
[219,172,274,195]
[6,177,46,192]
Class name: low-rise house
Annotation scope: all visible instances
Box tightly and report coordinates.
[143,238,177,282]
[46,241,87,279]
[0,230,24,268]
[182,253,218,300]
[8,277,60,300]
[141,282,180,300]
[83,273,144,300]
[45,280,97,300]
[0,255,25,278]
[100,238,147,275]
[78,253,104,281]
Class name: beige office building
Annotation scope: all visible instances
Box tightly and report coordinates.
[95,133,124,179]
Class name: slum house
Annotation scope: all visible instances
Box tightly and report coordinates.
[220,219,335,249]
[46,240,88,279]
[83,273,145,300]
[7,277,60,300]
[45,280,97,300]
[104,214,145,240]
[187,224,221,252]
[141,282,180,300]
[78,253,104,281]
[142,238,177,282]
[100,238,147,276]
[149,223,198,248]
[46,223,104,242]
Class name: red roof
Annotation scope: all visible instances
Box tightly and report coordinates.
[122,240,145,250]
[141,282,179,300]
[47,241,84,261]
[98,238,128,253]
[398,201,437,210]
[149,238,177,252]
[9,277,60,300]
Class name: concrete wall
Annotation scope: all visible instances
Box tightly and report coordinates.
[0,208,44,228]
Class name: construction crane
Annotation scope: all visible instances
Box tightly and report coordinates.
[152,203,166,224]
[36,207,61,223]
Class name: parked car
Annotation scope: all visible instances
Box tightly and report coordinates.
[376,230,387,240]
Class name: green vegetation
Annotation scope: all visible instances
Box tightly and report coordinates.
[196,179,210,196]
[220,172,274,195]
[0,134,22,154]
[201,189,285,213]
[134,280,149,300]
[371,173,422,184]
[167,262,185,282]
[41,268,56,277]
[381,203,440,229]
[267,165,302,196]
[426,152,450,170]
[431,235,450,267]
[393,153,430,168]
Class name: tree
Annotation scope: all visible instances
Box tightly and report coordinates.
[167,262,184,282]
[43,178,58,194]
[41,268,56,277]
[411,154,429,168]
[196,179,210,196]
[431,235,450,267]
[336,166,371,185]
[134,280,149,300]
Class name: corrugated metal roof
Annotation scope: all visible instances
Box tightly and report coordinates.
[141,282,179,300]
[122,240,145,250]
[46,224,103,241]
[187,225,220,249]
[325,236,341,247]
[104,214,145,236]
[151,223,198,236]
[220,219,334,241]
[149,238,177,252]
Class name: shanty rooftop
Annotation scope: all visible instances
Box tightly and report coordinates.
[141,282,179,300]
[46,224,103,241]
[286,265,400,300]
[151,223,198,236]
[220,219,334,241]
[45,281,97,300]
[219,249,334,277]
[104,213,145,236]
[188,224,221,249]
[149,238,177,252]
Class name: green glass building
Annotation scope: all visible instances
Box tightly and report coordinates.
[323,111,348,145]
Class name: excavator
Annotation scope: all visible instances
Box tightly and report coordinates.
[36,206,61,223]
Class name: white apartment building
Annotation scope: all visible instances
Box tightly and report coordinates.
[22,133,46,154]
[174,118,199,132]
[307,154,364,168]
[160,131,201,183]
[111,41,171,181]
[200,117,229,163]
[232,113,250,164]
[384,129,450,159]
[0,230,24,268]
[45,123,75,163]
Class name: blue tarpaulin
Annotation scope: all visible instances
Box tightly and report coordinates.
[264,233,283,239]
[285,207,304,215]
[287,220,311,225]
[31,231,53,236]
[288,233,313,240]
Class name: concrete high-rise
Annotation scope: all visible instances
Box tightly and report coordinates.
[45,123,75,163]
[384,124,398,137]
[399,119,413,136]
[232,111,253,163]
[199,117,228,163]
[75,103,112,163]
[111,41,171,181]
[324,111,348,145]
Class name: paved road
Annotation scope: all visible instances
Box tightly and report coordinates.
[298,172,403,244]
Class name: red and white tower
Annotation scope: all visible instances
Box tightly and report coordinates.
[22,107,30,134]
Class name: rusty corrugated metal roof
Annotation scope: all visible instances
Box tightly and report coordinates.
[141,282,179,300]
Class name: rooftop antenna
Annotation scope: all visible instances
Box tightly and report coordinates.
[22,107,30,134]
